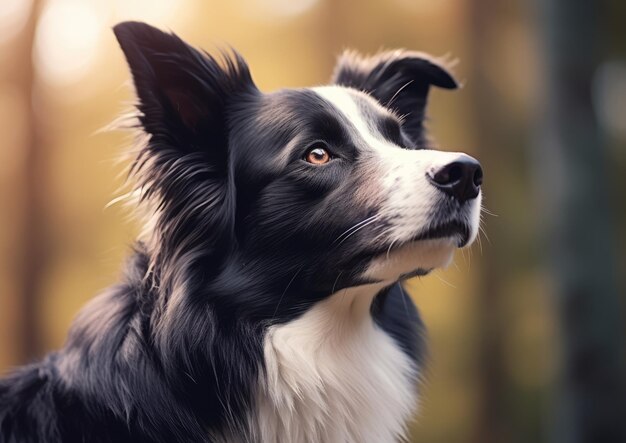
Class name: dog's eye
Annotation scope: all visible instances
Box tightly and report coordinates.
[305,146,331,165]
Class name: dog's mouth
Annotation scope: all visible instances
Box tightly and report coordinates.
[366,219,471,260]
[362,219,470,283]
[410,220,471,248]
[398,267,433,280]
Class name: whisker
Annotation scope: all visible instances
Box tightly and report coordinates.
[334,215,379,243]
[371,230,390,245]
[331,271,343,294]
[481,206,498,217]
[386,238,398,260]
[452,254,462,271]
[479,224,491,245]
[433,270,457,289]
[336,216,381,246]
[387,80,414,109]
[272,265,303,319]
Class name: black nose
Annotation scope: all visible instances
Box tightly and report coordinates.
[428,156,483,203]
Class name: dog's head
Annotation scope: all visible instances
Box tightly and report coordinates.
[114,22,482,309]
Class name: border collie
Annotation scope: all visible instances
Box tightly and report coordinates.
[0,21,482,443]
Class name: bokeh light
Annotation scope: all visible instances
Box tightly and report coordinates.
[0,0,33,45]
[34,0,104,86]
[239,0,319,20]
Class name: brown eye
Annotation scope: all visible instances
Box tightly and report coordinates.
[305,146,331,165]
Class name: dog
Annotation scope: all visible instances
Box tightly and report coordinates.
[0,21,482,443]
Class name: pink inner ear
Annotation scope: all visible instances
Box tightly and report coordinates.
[164,88,206,130]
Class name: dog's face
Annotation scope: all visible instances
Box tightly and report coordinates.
[230,86,481,289]
[114,22,482,301]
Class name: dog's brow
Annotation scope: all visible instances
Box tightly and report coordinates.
[277,135,306,166]
[311,86,389,149]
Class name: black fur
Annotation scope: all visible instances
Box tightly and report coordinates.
[0,21,458,442]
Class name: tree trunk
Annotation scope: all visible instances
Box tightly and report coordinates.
[14,0,46,363]
[535,1,626,442]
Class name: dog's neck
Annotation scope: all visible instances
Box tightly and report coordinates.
[298,282,387,323]
[246,282,418,443]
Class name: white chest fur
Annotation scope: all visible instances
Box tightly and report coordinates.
[250,284,418,443]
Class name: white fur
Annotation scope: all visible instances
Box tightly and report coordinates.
[252,284,417,443]
[365,238,456,282]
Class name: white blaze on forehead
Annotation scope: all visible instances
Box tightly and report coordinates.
[311,86,392,149]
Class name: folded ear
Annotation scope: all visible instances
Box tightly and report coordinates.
[332,50,458,147]
[113,21,256,153]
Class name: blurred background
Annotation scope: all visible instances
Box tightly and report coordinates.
[1,0,625,442]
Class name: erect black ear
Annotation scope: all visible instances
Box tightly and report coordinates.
[113,21,256,151]
[332,50,458,147]
[113,22,256,271]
